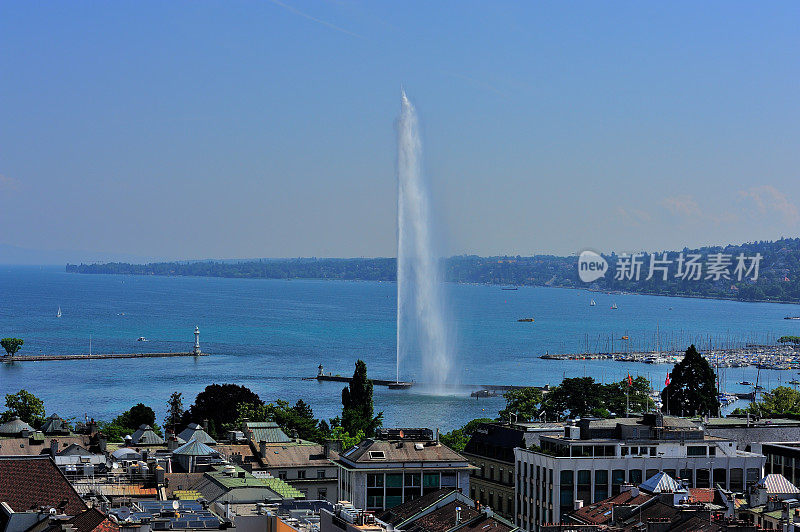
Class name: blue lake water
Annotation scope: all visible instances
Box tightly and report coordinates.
[1,266,800,431]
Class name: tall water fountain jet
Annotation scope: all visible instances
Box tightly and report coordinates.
[396,91,452,391]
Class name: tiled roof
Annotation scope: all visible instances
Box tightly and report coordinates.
[41,414,70,435]
[378,489,462,525]
[0,456,87,515]
[178,423,217,445]
[258,442,338,468]
[0,437,49,456]
[457,514,516,532]
[757,474,800,493]
[243,421,291,444]
[164,472,205,497]
[339,439,469,465]
[130,425,164,445]
[203,465,303,498]
[571,490,653,525]
[407,500,480,532]
[173,439,217,456]
[688,488,715,503]
[0,417,34,436]
[68,508,117,532]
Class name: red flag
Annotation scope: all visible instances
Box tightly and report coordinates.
[627,373,633,386]
[665,373,671,386]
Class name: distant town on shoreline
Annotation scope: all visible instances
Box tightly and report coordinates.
[67,238,800,304]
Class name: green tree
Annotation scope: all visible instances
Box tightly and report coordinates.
[499,387,543,422]
[184,383,263,438]
[164,392,184,433]
[603,376,655,416]
[236,399,328,442]
[748,386,800,417]
[1,389,45,427]
[329,426,365,450]
[341,360,382,436]
[1,338,23,357]
[542,377,605,420]
[114,403,160,432]
[778,336,800,347]
[662,345,719,416]
[439,418,493,452]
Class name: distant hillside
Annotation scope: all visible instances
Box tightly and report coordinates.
[67,238,800,303]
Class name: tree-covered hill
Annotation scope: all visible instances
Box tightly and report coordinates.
[67,238,800,303]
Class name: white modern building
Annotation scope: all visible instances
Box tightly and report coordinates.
[333,428,474,511]
[514,414,765,531]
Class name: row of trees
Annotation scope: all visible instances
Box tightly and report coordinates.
[442,344,721,452]
[2,359,382,446]
[138,359,382,444]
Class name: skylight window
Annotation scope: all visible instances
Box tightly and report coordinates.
[368,450,386,459]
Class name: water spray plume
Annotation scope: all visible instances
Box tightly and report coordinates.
[396,91,453,392]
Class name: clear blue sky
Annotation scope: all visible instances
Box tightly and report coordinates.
[1,1,798,261]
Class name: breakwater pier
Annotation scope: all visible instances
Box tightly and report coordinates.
[2,351,208,363]
[540,343,800,369]
[309,365,530,393]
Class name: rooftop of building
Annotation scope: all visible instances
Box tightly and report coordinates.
[242,421,293,444]
[377,489,467,526]
[337,437,470,466]
[704,417,800,427]
[200,464,305,498]
[572,489,654,525]
[257,441,339,468]
[0,456,87,515]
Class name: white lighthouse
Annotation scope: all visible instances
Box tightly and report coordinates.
[194,326,201,355]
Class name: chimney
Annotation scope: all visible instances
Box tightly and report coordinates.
[631,487,640,498]
[155,465,165,485]
[259,440,267,458]
[574,500,584,511]
[50,439,59,456]
[324,439,342,458]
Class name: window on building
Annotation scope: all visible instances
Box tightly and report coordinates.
[441,472,457,487]
[297,470,306,479]
[489,465,495,480]
[645,469,658,481]
[559,471,574,516]
[423,472,440,495]
[319,489,327,500]
[697,468,711,488]
[629,469,643,485]
[714,468,727,488]
[367,473,385,509]
[577,470,591,506]
[611,469,625,496]
[278,471,287,480]
[384,473,402,507]
[688,446,707,456]
[709,446,716,456]
[680,469,692,486]
[317,470,325,479]
[747,468,760,490]
[730,468,744,491]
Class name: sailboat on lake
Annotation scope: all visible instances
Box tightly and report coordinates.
[57,306,61,318]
